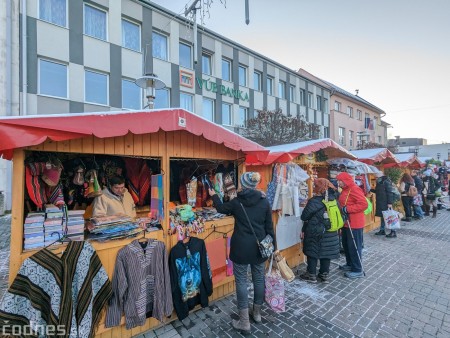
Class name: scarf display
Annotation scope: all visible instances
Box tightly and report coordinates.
[26,162,65,209]
[124,158,152,206]
[150,174,164,223]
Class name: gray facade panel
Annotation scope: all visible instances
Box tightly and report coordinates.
[142,7,153,74]
[275,97,279,111]
[69,0,83,64]
[249,89,255,118]
[232,48,239,105]
[26,17,37,95]
[171,63,180,107]
[195,33,203,96]
[216,79,222,124]
[262,62,267,109]
[69,101,85,114]
[109,44,122,108]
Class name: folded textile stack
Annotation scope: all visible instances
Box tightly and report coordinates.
[23,212,45,250]
[87,214,140,242]
[65,209,85,241]
[44,204,64,245]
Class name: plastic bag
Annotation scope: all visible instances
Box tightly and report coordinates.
[382,209,401,230]
[265,255,285,313]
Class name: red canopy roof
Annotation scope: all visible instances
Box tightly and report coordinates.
[383,153,425,169]
[0,109,268,162]
[350,148,400,165]
[251,138,356,165]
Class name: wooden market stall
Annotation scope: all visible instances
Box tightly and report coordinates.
[351,148,401,230]
[249,138,357,267]
[0,109,268,337]
[384,153,426,172]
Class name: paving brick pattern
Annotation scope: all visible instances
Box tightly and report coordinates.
[1,208,450,337]
[0,215,11,301]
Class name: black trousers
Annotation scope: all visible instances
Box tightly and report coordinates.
[342,227,363,273]
[307,256,331,275]
[401,196,413,218]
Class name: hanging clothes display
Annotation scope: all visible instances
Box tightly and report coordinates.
[150,174,164,223]
[106,239,173,329]
[0,241,112,338]
[205,237,227,284]
[169,237,213,321]
[124,158,152,206]
[269,163,309,216]
[26,162,65,209]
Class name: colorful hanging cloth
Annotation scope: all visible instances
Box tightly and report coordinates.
[150,174,164,223]
[124,158,152,206]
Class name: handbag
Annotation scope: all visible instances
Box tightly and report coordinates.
[273,250,295,282]
[265,255,285,313]
[240,202,274,259]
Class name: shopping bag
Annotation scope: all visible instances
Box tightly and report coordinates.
[413,194,423,206]
[265,255,285,313]
[273,250,295,283]
[275,215,302,250]
[382,209,401,230]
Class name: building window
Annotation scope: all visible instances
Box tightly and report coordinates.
[202,52,212,75]
[338,127,345,145]
[278,81,286,99]
[152,32,168,60]
[238,106,248,128]
[334,101,341,112]
[316,95,322,111]
[222,103,232,126]
[253,71,262,91]
[85,70,108,105]
[222,58,232,81]
[373,116,378,130]
[38,59,67,98]
[203,98,214,122]
[180,92,193,112]
[267,77,273,95]
[323,127,329,138]
[349,130,354,147]
[179,42,192,69]
[357,109,362,120]
[154,88,170,109]
[84,4,107,41]
[39,0,67,27]
[122,79,141,110]
[378,136,382,144]
[324,98,329,112]
[122,19,140,52]
[289,85,295,102]
[347,106,353,118]
[300,89,305,106]
[308,92,313,108]
[238,65,247,86]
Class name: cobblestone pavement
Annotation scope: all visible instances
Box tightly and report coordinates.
[1,207,450,337]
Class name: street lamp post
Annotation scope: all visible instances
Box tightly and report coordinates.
[135,73,166,109]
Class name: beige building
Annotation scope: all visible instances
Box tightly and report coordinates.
[298,69,389,151]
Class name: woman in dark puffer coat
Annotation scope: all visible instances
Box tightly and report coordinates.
[300,178,340,283]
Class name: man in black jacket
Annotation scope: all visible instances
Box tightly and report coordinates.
[371,172,395,237]
[411,170,425,219]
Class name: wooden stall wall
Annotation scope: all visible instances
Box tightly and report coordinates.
[9,131,244,337]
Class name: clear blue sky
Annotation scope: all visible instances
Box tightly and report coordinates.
[151,0,450,144]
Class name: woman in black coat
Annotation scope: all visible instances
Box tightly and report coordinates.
[300,178,340,283]
[209,172,274,335]
[370,173,394,237]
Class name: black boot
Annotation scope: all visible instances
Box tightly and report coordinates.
[425,205,430,216]
[375,229,386,236]
[432,208,437,218]
[386,231,397,238]
[318,272,330,284]
[299,272,317,283]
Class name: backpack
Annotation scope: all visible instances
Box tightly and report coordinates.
[364,197,373,215]
[407,183,418,197]
[322,199,344,232]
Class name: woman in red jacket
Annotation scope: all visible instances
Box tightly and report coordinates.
[336,172,368,279]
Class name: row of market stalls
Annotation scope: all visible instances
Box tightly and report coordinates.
[0,109,425,337]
